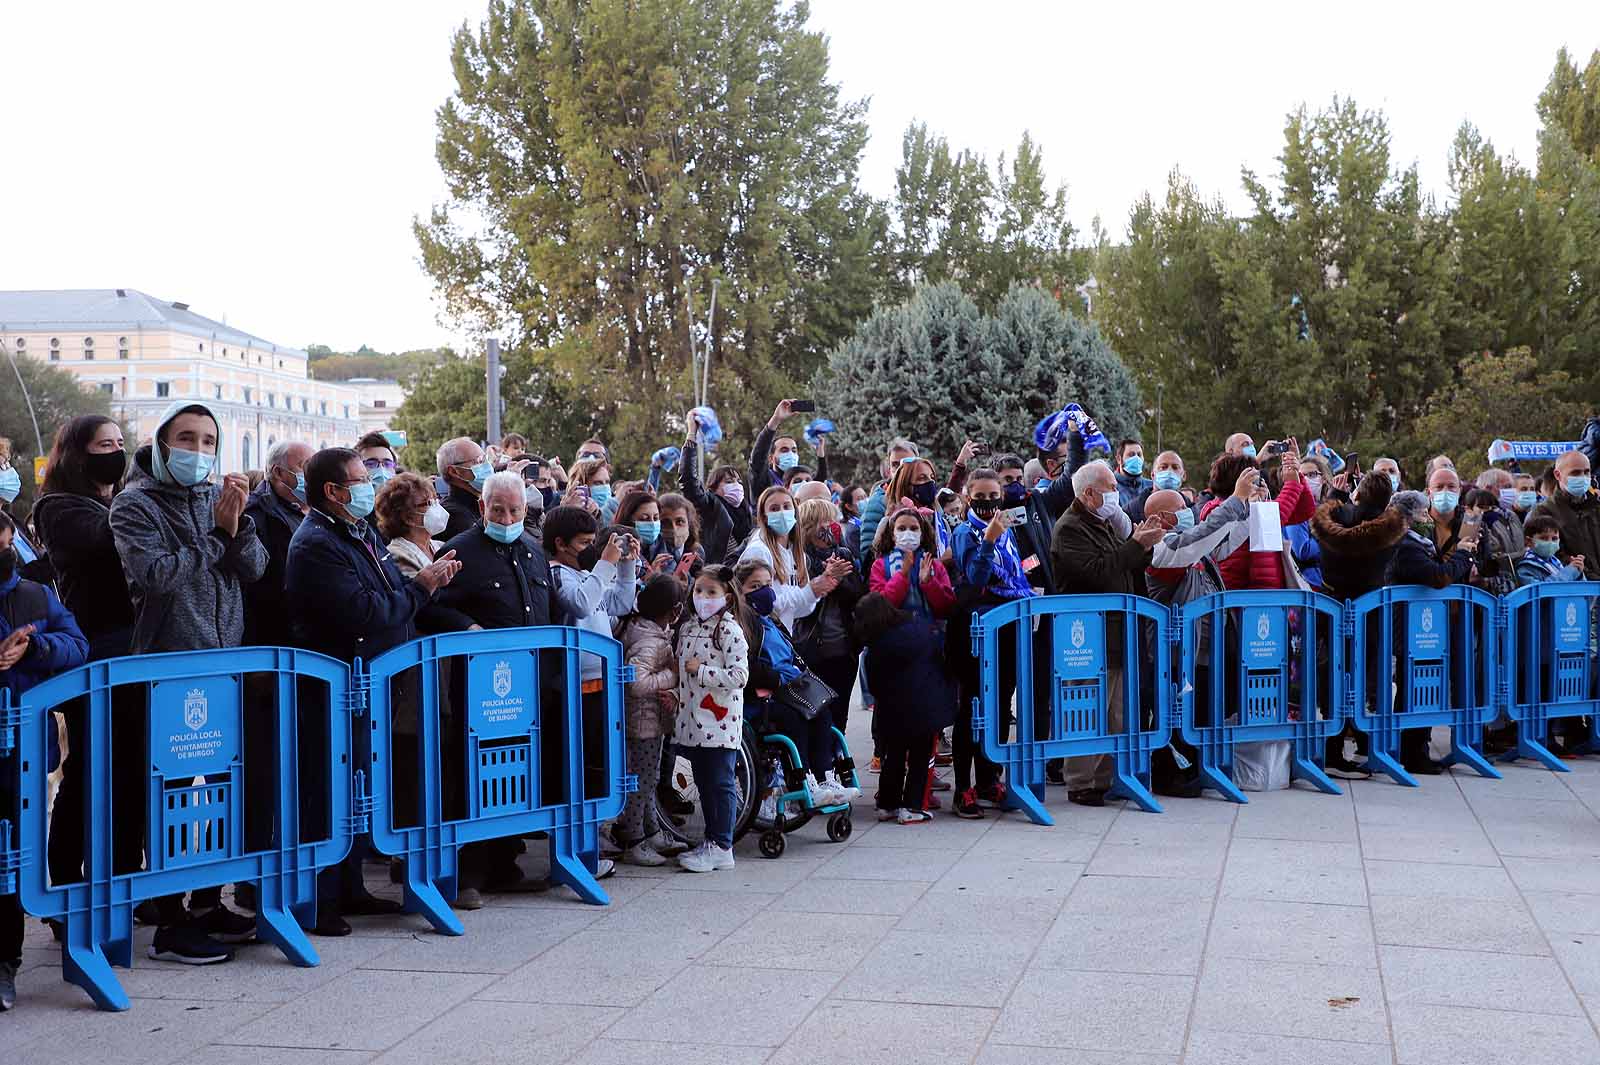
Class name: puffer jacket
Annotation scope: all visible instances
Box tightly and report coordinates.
[109,445,268,653]
[1310,499,1406,600]
[621,616,676,740]
[1201,477,1314,590]
[1531,487,1600,581]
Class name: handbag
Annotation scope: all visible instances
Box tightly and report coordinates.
[771,637,839,720]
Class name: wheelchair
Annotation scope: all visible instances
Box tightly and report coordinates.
[657,699,860,858]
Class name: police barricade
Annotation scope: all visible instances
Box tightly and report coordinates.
[973,594,1172,825]
[4,647,354,1011]
[1350,584,1503,786]
[1502,581,1600,771]
[362,625,633,934]
[1178,589,1348,803]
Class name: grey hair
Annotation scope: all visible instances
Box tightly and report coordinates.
[1071,459,1113,495]
[481,470,524,505]
[265,439,307,472]
[435,437,479,476]
[1477,468,1513,489]
[1390,490,1430,525]
[884,437,918,457]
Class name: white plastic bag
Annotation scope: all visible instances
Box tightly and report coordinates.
[1247,501,1283,552]
[1233,740,1291,791]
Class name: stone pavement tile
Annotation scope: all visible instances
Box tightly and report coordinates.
[930,854,1084,899]
[360,905,597,975]
[831,928,1034,1007]
[1524,891,1600,934]
[1139,796,1240,824]
[1221,837,1367,906]
[1101,814,1232,847]
[2,994,272,1065]
[1363,859,1518,900]
[1503,855,1600,894]
[1085,818,1229,880]
[1182,1029,1393,1065]
[1191,956,1388,1044]
[1552,934,1600,993]
[1349,785,1477,828]
[990,970,1194,1054]
[766,1000,995,1065]
[895,888,1064,938]
[1207,898,1377,967]
[1233,789,1357,843]
[654,855,828,893]
[1458,763,1581,800]
[1356,823,1501,866]
[222,969,495,1052]
[490,873,662,910]
[617,964,837,1047]
[700,909,897,972]
[813,843,963,882]
[964,822,1102,863]
[1389,1003,1600,1065]
[473,929,703,1007]
[567,1041,772,1065]
[768,877,929,916]
[1033,876,1212,976]
[846,812,987,850]
[1370,894,1548,956]
[1472,799,1600,860]
[587,886,775,937]
[172,1048,375,1065]
[109,933,403,1003]
[369,1000,621,1064]
[1379,944,1582,1016]
[975,1047,1175,1065]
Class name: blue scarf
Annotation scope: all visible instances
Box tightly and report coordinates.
[966,514,1034,600]
[1520,548,1567,582]
[885,548,932,616]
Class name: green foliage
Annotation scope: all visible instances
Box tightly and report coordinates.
[1,354,112,519]
[1539,47,1600,164]
[814,281,1139,480]
[1412,348,1589,476]
[306,346,455,384]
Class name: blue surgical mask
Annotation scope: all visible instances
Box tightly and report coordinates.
[1388,473,1401,491]
[0,466,20,502]
[292,472,308,504]
[1174,508,1195,530]
[343,481,376,521]
[1122,455,1144,476]
[590,483,612,505]
[1034,477,1053,493]
[1567,475,1592,498]
[1241,445,1257,459]
[484,519,524,544]
[165,446,215,487]
[369,466,394,488]
[1516,490,1538,510]
[1431,490,1459,515]
[1153,471,1182,491]
[468,461,493,492]
[634,520,661,544]
[765,509,796,535]
[1532,539,1561,559]
[776,451,800,472]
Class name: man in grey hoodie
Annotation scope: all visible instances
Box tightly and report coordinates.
[109,400,267,965]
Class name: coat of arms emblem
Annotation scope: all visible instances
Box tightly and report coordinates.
[1256,613,1270,641]
[1070,619,1086,648]
[183,688,208,731]
[493,660,513,699]
[1420,607,1434,634]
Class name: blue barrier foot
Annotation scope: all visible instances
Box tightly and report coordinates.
[1513,737,1569,773]
[1291,757,1343,796]
[1445,740,1503,780]
[1108,771,1163,814]
[257,902,320,968]
[1366,751,1419,788]
[62,929,130,1012]
[403,871,465,935]
[548,839,610,905]
[1000,781,1054,826]
[1197,763,1248,804]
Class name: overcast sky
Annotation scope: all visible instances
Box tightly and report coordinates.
[2,1,1596,354]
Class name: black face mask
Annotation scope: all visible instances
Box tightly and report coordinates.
[0,547,14,583]
[969,498,1001,519]
[576,543,602,571]
[1002,481,1027,504]
[910,481,939,508]
[85,450,128,486]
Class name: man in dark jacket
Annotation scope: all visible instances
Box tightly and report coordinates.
[285,447,462,933]
[1531,450,1600,581]
[242,440,310,645]
[993,444,1081,596]
[435,437,494,541]
[1113,438,1153,510]
[1049,460,1166,803]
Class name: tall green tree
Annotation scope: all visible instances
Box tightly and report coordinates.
[415,0,882,471]
[1412,348,1589,476]
[1539,46,1600,164]
[1,354,113,519]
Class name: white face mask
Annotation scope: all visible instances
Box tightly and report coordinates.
[422,501,450,536]
[893,530,922,553]
[1094,492,1122,521]
[1305,476,1324,496]
[693,594,726,620]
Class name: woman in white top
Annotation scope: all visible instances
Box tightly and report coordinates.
[738,484,848,630]
[377,471,451,579]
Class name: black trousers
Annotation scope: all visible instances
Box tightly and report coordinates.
[760,702,836,776]
[813,655,859,737]
[956,622,1017,792]
[877,731,935,812]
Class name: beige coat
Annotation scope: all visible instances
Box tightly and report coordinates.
[621,617,677,740]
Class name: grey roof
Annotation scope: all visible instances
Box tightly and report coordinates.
[0,288,304,356]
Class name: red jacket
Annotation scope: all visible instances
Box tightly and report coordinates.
[1200,478,1314,590]
[869,552,956,619]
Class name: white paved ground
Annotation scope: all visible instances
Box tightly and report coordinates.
[9,728,1600,1064]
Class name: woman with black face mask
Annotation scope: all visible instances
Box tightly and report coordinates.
[884,458,949,559]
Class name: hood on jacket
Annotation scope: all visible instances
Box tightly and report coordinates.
[1311,499,1407,557]
[147,399,223,486]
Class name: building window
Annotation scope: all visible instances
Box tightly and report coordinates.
[222,348,228,357]
[156,381,170,398]
[374,399,387,409]
[267,393,276,408]
[49,337,60,360]
[118,336,128,346]
[118,345,128,359]
[198,342,204,351]
[319,401,327,416]
[215,384,223,400]
[14,338,24,350]
[267,436,276,451]
[244,387,253,404]
[241,435,252,470]
[300,397,308,413]
[343,405,351,419]
[83,336,94,350]
[99,383,114,395]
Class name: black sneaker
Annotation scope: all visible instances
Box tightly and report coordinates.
[1045,761,1067,786]
[1402,759,1444,776]
[188,903,258,944]
[148,926,234,965]
[0,960,15,1011]
[1326,756,1373,780]
[953,788,985,819]
[1067,789,1107,808]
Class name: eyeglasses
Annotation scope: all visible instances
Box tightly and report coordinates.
[363,458,397,471]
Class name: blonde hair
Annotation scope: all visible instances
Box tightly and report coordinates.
[796,497,839,551]
[753,484,806,585]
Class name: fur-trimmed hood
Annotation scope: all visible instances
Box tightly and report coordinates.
[1311,499,1406,558]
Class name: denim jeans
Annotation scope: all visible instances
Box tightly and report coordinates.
[682,745,737,850]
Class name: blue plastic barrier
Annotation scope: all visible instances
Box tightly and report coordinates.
[4,647,355,1011]
[362,625,634,933]
[1350,585,1503,786]
[1178,589,1349,803]
[1502,582,1600,771]
[972,594,1172,824]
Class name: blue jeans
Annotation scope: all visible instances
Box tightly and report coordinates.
[683,745,737,850]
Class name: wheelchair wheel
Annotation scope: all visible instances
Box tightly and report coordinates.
[826,812,852,842]
[657,727,761,850]
[759,829,786,859]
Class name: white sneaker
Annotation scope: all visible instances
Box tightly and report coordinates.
[804,773,833,807]
[707,843,735,870]
[647,832,689,857]
[897,808,932,825]
[622,841,667,867]
[679,842,729,873]
[876,808,897,822]
[825,770,860,802]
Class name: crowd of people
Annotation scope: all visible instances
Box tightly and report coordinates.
[1,399,1598,1013]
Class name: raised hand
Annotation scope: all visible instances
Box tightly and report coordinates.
[416,549,461,593]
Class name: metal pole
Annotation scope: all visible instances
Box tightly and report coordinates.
[3,341,46,455]
[485,337,502,445]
